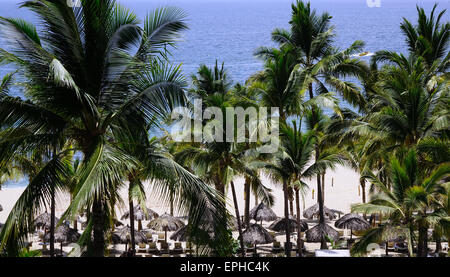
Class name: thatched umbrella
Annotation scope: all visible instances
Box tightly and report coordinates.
[330,209,344,219]
[147,213,185,243]
[121,205,159,221]
[44,225,80,255]
[250,202,277,224]
[34,212,59,229]
[303,203,336,220]
[305,223,339,243]
[269,216,309,232]
[241,224,274,255]
[112,226,147,252]
[121,205,159,231]
[335,213,370,239]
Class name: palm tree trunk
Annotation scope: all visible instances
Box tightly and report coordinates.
[244,178,251,228]
[288,186,294,216]
[50,185,55,257]
[322,173,325,202]
[129,199,136,255]
[92,197,105,257]
[230,181,245,257]
[315,149,327,249]
[170,191,174,216]
[360,178,367,220]
[283,179,291,257]
[295,188,303,257]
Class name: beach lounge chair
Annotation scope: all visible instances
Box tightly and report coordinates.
[138,243,147,253]
[271,241,282,253]
[157,233,165,243]
[148,242,159,254]
[185,242,194,256]
[145,233,153,242]
[387,241,395,249]
[172,242,184,254]
[160,241,169,254]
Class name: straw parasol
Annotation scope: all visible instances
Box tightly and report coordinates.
[112,226,147,252]
[303,203,336,220]
[250,202,277,224]
[330,209,344,219]
[335,213,370,239]
[44,225,80,255]
[305,223,339,243]
[241,224,274,255]
[147,213,185,243]
[269,216,309,232]
[121,205,159,221]
[34,212,59,229]
[121,205,159,231]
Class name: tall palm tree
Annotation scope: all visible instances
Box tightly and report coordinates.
[0,0,227,256]
[352,150,449,257]
[280,121,315,256]
[400,4,449,69]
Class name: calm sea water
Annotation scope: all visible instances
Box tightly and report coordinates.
[0,0,448,188]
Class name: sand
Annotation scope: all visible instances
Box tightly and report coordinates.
[0,165,365,224]
[0,165,371,256]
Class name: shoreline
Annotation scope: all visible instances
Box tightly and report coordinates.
[0,165,364,225]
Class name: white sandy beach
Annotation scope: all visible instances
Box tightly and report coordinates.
[0,165,373,256]
[0,165,364,224]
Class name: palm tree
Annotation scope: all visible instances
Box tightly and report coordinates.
[400,4,449,69]
[263,151,296,256]
[352,149,449,257]
[0,1,227,257]
[280,121,314,256]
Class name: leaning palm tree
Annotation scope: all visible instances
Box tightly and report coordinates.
[0,0,227,256]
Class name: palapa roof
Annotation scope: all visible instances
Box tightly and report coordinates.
[303,203,336,220]
[305,223,339,242]
[241,224,274,245]
[34,212,59,229]
[120,205,159,221]
[147,213,185,231]
[249,202,277,222]
[334,213,370,231]
[268,216,309,232]
[44,225,80,243]
[112,226,148,244]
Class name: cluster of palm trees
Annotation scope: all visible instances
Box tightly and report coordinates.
[0,0,448,258]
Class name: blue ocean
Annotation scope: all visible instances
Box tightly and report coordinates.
[0,0,448,187]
